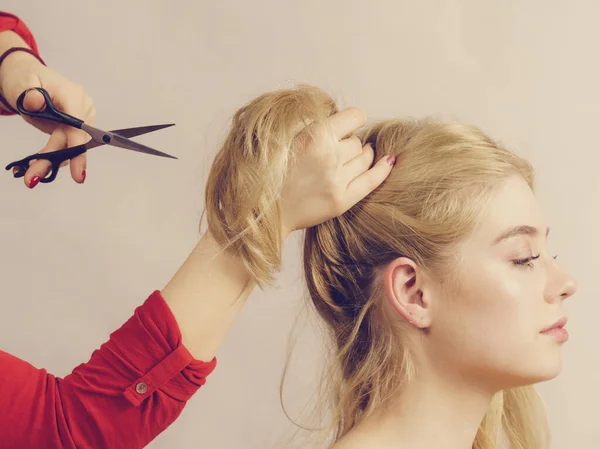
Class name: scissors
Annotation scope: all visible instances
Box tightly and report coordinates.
[5,87,177,183]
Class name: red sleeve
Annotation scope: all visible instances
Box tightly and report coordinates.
[0,290,217,449]
[0,11,41,116]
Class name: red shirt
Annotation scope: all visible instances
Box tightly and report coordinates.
[0,291,217,449]
[0,13,218,448]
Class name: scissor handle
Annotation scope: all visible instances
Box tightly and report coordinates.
[16,87,84,129]
[5,144,88,184]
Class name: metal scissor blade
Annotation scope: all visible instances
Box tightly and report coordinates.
[110,134,178,159]
[110,123,175,139]
[82,123,177,159]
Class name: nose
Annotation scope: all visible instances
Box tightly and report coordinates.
[559,275,578,301]
[546,259,578,303]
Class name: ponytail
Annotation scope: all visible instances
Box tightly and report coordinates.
[203,85,338,287]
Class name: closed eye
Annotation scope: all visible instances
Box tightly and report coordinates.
[512,254,540,269]
[512,253,558,269]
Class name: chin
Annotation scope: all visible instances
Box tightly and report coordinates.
[521,336,567,383]
[494,352,564,389]
[518,352,564,386]
[540,351,564,381]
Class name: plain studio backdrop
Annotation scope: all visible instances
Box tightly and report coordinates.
[1,1,598,448]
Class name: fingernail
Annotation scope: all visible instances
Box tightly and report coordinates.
[81,170,86,184]
[386,156,396,166]
[29,176,40,189]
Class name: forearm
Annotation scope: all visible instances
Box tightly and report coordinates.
[161,230,277,361]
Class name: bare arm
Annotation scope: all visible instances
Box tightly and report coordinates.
[161,231,260,361]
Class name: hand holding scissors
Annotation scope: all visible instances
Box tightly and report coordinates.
[5,87,177,187]
[0,45,95,186]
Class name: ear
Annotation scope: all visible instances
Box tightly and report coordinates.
[383,257,432,328]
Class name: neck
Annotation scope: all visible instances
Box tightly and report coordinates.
[345,372,496,449]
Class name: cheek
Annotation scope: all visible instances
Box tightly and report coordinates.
[427,259,562,387]
[468,263,541,329]
[434,266,539,364]
[455,269,526,334]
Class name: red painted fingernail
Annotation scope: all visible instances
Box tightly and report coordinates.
[387,156,396,166]
[81,170,86,183]
[29,176,40,189]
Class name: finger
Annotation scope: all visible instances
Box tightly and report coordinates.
[342,143,375,178]
[22,89,46,113]
[21,114,58,134]
[338,135,366,166]
[20,89,58,134]
[61,96,94,183]
[328,107,368,141]
[344,154,396,208]
[23,129,68,188]
[64,127,88,183]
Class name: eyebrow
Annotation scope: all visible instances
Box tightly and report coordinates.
[493,225,550,245]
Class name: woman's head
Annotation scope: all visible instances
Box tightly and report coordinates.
[397,173,576,389]
[303,119,577,443]
[203,85,577,448]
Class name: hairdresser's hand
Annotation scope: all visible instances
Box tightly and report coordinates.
[280,108,395,237]
[0,36,94,188]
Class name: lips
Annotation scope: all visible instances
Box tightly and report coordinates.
[541,316,568,333]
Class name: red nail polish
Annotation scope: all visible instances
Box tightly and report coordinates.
[387,156,396,166]
[81,170,86,183]
[29,176,40,189]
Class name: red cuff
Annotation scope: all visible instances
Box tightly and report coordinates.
[0,11,41,116]
[120,290,218,406]
[67,290,217,407]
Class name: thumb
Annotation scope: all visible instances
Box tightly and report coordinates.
[19,86,58,134]
[21,88,45,113]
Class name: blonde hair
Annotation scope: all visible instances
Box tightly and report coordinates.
[204,84,551,449]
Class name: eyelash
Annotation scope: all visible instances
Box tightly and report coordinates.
[512,254,559,269]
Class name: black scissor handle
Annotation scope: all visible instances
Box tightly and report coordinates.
[5,144,88,184]
[16,87,84,129]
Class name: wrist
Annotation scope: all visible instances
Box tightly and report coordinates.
[0,30,29,53]
[0,31,42,101]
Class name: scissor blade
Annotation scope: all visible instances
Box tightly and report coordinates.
[82,123,177,159]
[110,124,175,139]
[109,134,178,159]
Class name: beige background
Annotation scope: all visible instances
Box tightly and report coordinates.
[1,1,598,448]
